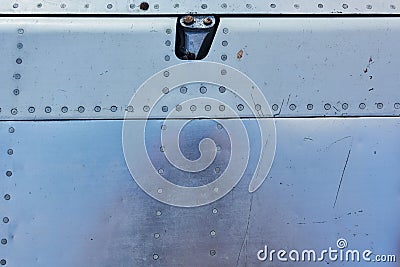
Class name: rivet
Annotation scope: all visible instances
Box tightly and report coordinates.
[107,3,113,9]
[216,145,221,151]
[221,54,227,61]
[165,40,171,46]
[190,105,197,111]
[3,217,9,224]
[162,106,168,112]
[11,108,18,115]
[366,4,372,9]
[157,188,163,194]
[143,105,150,112]
[221,69,227,75]
[164,55,170,61]
[163,71,169,77]
[28,107,35,113]
[129,4,134,9]
[318,3,323,8]
[289,104,296,111]
[272,104,279,111]
[359,103,366,110]
[173,3,179,8]
[176,105,182,111]
[390,4,396,9]
[219,105,225,111]
[37,3,42,8]
[205,105,211,111]
[162,87,169,94]
[16,58,22,64]
[78,106,85,113]
[61,106,68,113]
[0,259,6,265]
[156,210,162,216]
[201,3,208,9]
[94,106,101,112]
[210,230,216,236]
[1,239,7,245]
[7,149,13,155]
[153,254,159,260]
[110,106,117,112]
[307,104,313,110]
[180,86,187,94]
[6,171,12,177]
[45,106,52,113]
[324,103,331,110]
[222,40,228,46]
[217,123,223,129]
[166,28,172,34]
[376,103,383,109]
[212,208,218,214]
[200,86,207,94]
[394,103,400,109]
[294,4,300,9]
[154,4,159,9]
[160,146,165,152]
[161,124,167,130]
[17,28,24,34]
[13,89,19,95]
[126,106,134,112]
[342,3,348,9]
[4,194,10,200]
[60,3,66,8]
[13,3,19,8]
[255,104,261,111]
[214,167,221,173]
[8,127,15,133]
[158,168,164,175]
[84,3,90,8]
[210,250,216,256]
[17,43,23,49]
[342,103,349,110]
[222,28,229,34]
[218,86,226,93]
[13,73,21,80]
[221,3,227,8]
[270,3,276,8]
[237,104,244,111]
[246,3,252,9]
[154,233,160,239]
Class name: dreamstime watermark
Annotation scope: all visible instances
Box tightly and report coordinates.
[122,61,276,207]
[257,238,397,263]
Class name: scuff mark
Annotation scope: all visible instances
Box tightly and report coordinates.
[274,99,285,117]
[286,94,291,106]
[333,147,352,208]
[237,49,243,60]
[326,136,352,150]
[99,70,109,76]
[236,195,253,267]
[304,137,313,141]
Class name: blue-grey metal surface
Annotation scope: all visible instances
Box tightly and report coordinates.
[0,9,399,267]
[0,18,400,119]
[0,0,400,14]
[0,118,399,266]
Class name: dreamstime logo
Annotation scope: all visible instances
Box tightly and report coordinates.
[257,238,397,263]
[122,61,276,207]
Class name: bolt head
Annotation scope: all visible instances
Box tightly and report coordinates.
[183,15,194,25]
[203,17,213,25]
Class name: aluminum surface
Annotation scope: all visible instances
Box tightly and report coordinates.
[0,18,400,120]
[0,0,399,14]
[1,118,399,266]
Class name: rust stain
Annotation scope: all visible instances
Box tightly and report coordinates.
[237,49,243,60]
